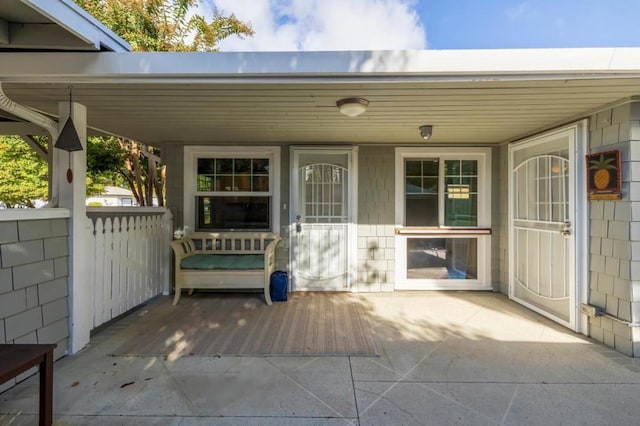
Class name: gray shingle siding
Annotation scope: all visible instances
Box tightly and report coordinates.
[588,102,640,356]
[0,216,70,391]
[357,146,396,292]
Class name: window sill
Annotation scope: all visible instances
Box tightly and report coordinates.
[395,227,492,236]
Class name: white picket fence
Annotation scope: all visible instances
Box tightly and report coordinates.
[87,208,173,329]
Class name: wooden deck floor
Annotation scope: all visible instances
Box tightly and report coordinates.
[112,292,378,358]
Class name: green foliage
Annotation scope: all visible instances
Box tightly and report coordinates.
[87,136,127,188]
[73,0,253,52]
[0,135,133,207]
[0,136,48,208]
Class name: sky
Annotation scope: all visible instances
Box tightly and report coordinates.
[203,0,640,51]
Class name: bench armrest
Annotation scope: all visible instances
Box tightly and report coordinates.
[263,235,283,304]
[264,235,282,260]
[170,238,196,270]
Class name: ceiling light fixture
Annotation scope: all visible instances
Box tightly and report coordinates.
[336,98,369,117]
[419,125,433,140]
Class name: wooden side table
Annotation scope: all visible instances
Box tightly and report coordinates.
[0,344,57,426]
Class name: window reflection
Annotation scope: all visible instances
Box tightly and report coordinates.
[404,158,478,226]
[407,238,477,279]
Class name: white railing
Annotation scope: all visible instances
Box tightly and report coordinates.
[87,207,173,329]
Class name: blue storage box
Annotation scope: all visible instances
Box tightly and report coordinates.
[270,271,288,302]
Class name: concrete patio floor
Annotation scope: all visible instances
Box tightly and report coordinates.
[3,291,640,425]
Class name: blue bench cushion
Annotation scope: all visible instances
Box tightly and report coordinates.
[180,254,264,270]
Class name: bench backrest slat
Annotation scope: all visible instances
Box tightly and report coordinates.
[187,232,279,254]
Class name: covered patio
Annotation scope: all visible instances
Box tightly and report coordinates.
[3,291,640,425]
[5,5,640,423]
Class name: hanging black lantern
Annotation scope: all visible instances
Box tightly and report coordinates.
[54,86,83,182]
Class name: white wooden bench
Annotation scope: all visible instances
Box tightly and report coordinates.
[170,232,282,305]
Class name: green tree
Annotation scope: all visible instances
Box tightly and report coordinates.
[0,136,48,208]
[0,136,128,208]
[87,137,165,207]
[73,0,253,52]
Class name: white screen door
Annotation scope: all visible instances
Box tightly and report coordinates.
[290,148,355,291]
[509,124,586,330]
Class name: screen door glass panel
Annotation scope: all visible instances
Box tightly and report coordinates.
[302,163,347,224]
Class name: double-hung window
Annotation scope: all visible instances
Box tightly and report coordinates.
[395,148,491,289]
[184,147,280,232]
[405,158,479,227]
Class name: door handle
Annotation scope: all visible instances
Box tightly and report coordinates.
[296,215,302,233]
[560,221,571,238]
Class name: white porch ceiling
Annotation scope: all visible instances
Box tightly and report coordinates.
[1,49,640,146]
[3,78,640,146]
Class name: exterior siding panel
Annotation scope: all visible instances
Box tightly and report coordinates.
[0,215,70,390]
[588,101,640,356]
[356,146,395,292]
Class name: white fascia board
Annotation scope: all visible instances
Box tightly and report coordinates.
[21,0,130,52]
[608,47,640,70]
[1,48,640,83]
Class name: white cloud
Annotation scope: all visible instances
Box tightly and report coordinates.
[505,2,538,22]
[205,0,426,51]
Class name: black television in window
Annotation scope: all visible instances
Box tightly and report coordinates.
[196,196,270,231]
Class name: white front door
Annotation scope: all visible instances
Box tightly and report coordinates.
[290,148,356,291]
[509,123,587,331]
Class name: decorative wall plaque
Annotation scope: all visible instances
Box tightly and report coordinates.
[586,150,622,200]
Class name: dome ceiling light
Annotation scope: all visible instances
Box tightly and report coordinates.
[336,98,369,117]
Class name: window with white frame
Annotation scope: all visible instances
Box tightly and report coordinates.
[404,158,481,227]
[185,147,280,232]
[395,148,491,288]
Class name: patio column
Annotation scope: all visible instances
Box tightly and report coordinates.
[55,101,92,354]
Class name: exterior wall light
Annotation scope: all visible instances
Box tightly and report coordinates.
[419,125,433,140]
[336,98,369,117]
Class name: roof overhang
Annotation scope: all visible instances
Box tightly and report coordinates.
[0,49,639,146]
[0,0,129,52]
[1,48,639,81]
